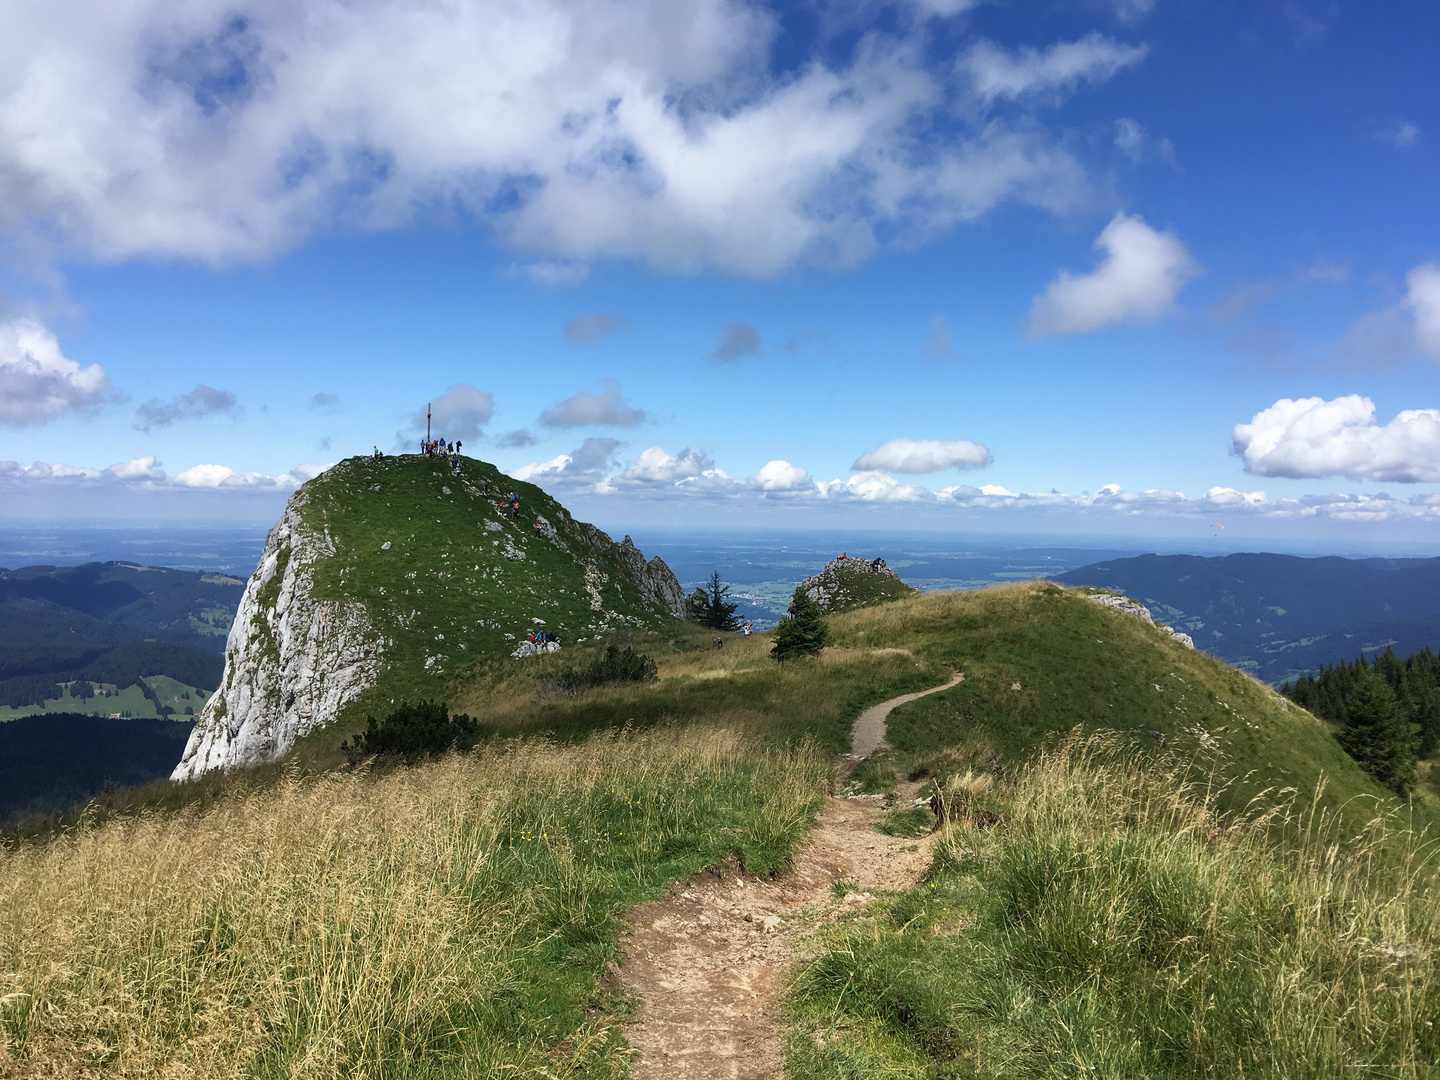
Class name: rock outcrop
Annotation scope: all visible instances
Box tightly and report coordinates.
[1086,592,1196,649]
[798,556,916,613]
[173,495,384,779]
[612,534,686,616]
[173,454,684,779]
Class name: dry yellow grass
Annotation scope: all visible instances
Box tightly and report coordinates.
[0,728,827,1079]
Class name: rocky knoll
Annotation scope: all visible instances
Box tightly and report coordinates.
[798,556,916,613]
[173,454,682,779]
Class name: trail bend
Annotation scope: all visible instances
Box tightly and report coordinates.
[850,670,964,757]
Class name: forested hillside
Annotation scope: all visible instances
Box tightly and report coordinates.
[0,562,240,719]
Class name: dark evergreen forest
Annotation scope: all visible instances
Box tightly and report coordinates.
[1282,647,1437,794]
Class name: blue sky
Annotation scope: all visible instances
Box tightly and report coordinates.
[2,0,1438,542]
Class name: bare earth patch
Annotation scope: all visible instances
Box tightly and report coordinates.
[619,784,936,1079]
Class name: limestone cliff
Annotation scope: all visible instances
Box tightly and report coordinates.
[173,497,382,779]
[173,454,683,779]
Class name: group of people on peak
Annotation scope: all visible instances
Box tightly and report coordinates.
[527,630,558,646]
[423,438,464,475]
[835,552,887,570]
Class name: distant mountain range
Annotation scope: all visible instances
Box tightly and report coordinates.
[1056,553,1440,684]
[0,562,244,717]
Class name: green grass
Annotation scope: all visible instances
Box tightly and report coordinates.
[832,581,1437,836]
[279,619,951,771]
[11,576,1440,1075]
[1,728,829,1078]
[786,735,1440,1079]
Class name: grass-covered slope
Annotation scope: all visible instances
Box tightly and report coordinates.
[5,576,1438,1076]
[828,581,1434,832]
[787,737,1439,1079]
[0,729,827,1078]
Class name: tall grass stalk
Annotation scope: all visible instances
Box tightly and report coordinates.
[788,734,1440,1078]
[1,728,827,1078]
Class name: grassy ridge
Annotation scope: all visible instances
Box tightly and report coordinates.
[7,580,1437,1077]
[786,736,1440,1078]
[828,582,1433,833]
[0,729,828,1078]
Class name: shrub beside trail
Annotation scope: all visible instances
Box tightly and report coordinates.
[0,729,828,1079]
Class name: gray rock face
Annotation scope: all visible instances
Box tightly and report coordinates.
[171,497,385,780]
[1085,592,1195,649]
[608,533,685,616]
[511,639,562,659]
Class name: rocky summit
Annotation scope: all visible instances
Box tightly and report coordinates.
[798,555,916,613]
[173,454,682,779]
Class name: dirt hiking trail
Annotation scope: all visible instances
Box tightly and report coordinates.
[850,670,963,756]
[618,677,958,1079]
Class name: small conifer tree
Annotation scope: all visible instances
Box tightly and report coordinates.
[691,570,743,631]
[1338,667,1419,795]
[771,586,832,661]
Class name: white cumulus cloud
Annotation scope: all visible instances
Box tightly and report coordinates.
[410,384,494,442]
[852,437,991,473]
[752,459,812,491]
[616,446,719,486]
[0,1,1103,277]
[0,455,324,492]
[0,318,113,426]
[1232,395,1440,483]
[1027,213,1201,337]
